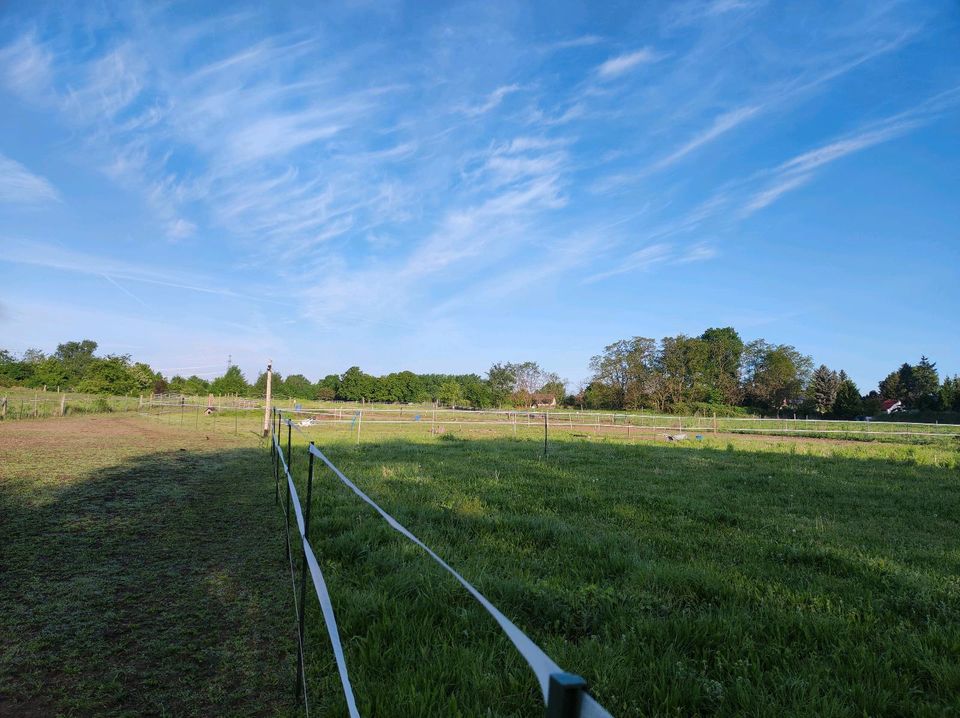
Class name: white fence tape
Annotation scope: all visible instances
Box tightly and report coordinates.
[301,530,362,718]
[279,419,614,716]
[275,433,361,718]
[307,441,613,716]
[581,694,613,717]
[289,474,306,537]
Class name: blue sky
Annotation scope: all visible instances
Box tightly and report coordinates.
[1,0,958,390]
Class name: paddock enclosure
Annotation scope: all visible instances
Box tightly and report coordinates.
[1,412,958,716]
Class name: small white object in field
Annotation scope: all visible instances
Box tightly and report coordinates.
[666,433,688,441]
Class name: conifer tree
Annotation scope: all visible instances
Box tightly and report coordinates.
[833,371,862,418]
[809,364,839,415]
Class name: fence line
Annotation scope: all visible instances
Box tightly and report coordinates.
[149,398,960,427]
[273,410,614,717]
[276,411,960,442]
[0,393,141,420]
[137,399,960,441]
[274,426,357,716]
[288,418,957,438]
[263,402,960,429]
[272,404,960,428]
[278,443,312,716]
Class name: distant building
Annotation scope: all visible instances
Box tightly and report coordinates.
[530,393,557,408]
[880,399,903,414]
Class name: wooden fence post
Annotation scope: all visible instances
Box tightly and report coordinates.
[1,397,6,420]
[60,394,67,417]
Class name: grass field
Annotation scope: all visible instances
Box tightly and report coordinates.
[143,399,960,446]
[281,424,960,717]
[2,415,959,717]
[0,415,295,716]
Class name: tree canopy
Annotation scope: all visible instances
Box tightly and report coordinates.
[2,335,956,416]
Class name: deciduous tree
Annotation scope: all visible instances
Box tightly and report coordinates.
[338,366,374,401]
[210,366,249,396]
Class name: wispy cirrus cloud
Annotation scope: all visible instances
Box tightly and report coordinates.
[650,105,760,171]
[663,0,762,30]
[0,154,59,204]
[461,84,524,116]
[582,241,718,284]
[0,0,953,355]
[546,35,605,51]
[0,238,282,303]
[596,48,660,79]
[741,174,812,215]
[742,85,960,215]
[0,33,54,98]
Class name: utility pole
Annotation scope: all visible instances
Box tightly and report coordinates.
[262,360,273,437]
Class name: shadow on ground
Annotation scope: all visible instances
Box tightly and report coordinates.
[0,445,297,717]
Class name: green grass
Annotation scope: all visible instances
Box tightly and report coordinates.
[0,416,295,716]
[279,426,960,717]
[3,415,959,716]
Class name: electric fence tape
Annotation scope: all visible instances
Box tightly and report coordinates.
[275,432,360,718]
[306,437,613,717]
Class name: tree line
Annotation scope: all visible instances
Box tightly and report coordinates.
[2,333,958,416]
[582,328,958,417]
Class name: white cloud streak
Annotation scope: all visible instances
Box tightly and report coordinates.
[742,86,960,215]
[583,243,674,283]
[741,174,812,215]
[0,154,59,204]
[0,239,287,304]
[597,48,660,78]
[462,84,523,116]
[650,105,760,171]
[548,35,605,51]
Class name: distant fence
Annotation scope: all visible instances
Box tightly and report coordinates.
[134,398,960,443]
[0,392,140,421]
[271,410,614,717]
[271,406,960,444]
[137,400,264,436]
[150,392,260,409]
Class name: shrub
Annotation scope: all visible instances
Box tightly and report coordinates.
[686,402,753,417]
[93,396,113,413]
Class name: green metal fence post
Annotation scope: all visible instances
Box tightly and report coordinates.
[546,672,587,718]
[286,419,292,470]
